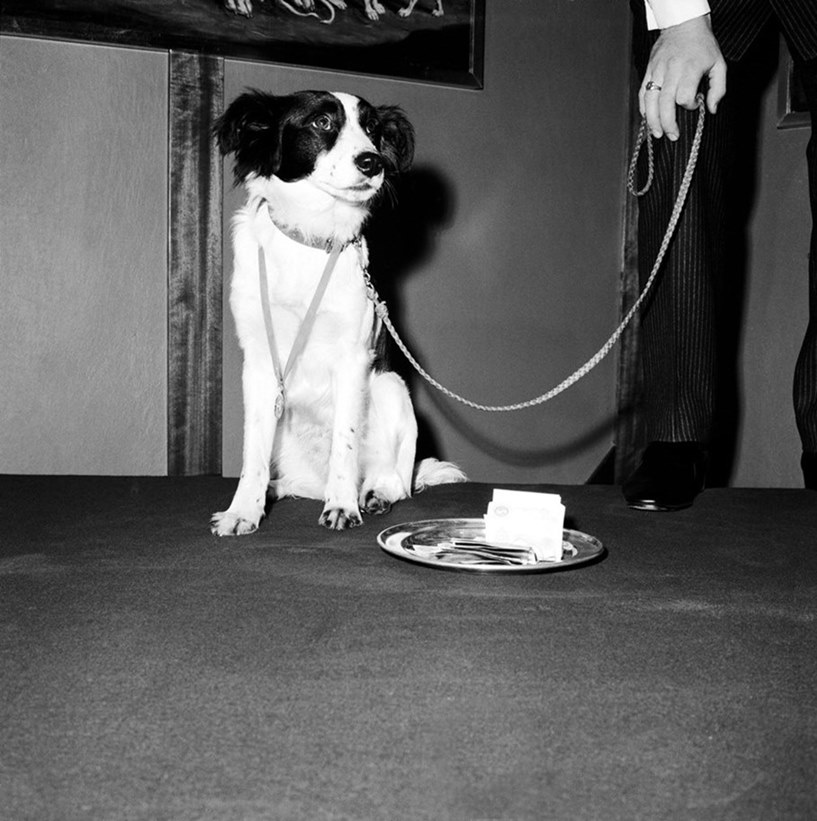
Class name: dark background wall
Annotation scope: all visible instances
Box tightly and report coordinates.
[2,3,809,485]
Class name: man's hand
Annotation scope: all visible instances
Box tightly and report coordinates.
[640,14,727,141]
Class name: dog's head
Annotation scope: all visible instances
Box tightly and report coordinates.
[215,90,414,219]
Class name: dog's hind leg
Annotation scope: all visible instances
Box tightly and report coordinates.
[211,356,278,536]
[359,371,417,516]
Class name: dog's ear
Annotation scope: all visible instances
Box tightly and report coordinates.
[213,90,284,184]
[377,106,415,175]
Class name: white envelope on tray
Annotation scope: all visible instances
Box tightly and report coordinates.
[483,488,566,562]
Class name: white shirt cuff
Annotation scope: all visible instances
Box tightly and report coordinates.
[644,0,710,30]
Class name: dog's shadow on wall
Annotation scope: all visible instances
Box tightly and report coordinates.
[366,164,618,470]
[366,164,453,462]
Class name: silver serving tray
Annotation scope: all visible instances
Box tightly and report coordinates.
[378,518,604,573]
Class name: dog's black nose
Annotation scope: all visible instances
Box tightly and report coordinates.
[355,152,384,178]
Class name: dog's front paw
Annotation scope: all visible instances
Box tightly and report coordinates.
[365,1,385,20]
[319,506,363,530]
[210,511,259,537]
[361,490,393,516]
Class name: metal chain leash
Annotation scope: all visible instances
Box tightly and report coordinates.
[364,96,706,413]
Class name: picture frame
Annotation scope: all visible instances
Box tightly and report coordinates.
[0,0,485,90]
[778,38,809,129]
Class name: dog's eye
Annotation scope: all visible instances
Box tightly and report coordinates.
[312,114,334,132]
[364,119,378,136]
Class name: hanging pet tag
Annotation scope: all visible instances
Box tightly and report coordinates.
[258,241,342,425]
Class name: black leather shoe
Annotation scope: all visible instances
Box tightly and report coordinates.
[623,442,708,511]
[803,452,817,490]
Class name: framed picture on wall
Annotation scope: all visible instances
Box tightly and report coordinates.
[0,0,485,89]
[778,39,809,129]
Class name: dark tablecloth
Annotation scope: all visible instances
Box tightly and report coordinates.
[1,476,815,820]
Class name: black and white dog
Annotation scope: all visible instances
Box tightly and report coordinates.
[211,90,464,536]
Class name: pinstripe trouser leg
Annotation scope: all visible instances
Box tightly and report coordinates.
[793,56,817,453]
[636,98,734,444]
[638,57,817,455]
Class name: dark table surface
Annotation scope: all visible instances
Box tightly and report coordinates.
[1,475,815,820]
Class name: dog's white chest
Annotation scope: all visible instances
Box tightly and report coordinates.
[262,240,372,343]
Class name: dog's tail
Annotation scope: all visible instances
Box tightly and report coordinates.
[412,458,467,492]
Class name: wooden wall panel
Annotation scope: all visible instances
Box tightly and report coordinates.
[168,52,224,475]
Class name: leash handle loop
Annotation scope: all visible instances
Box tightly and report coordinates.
[627,117,655,197]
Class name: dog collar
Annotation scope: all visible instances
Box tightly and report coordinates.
[262,201,358,251]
